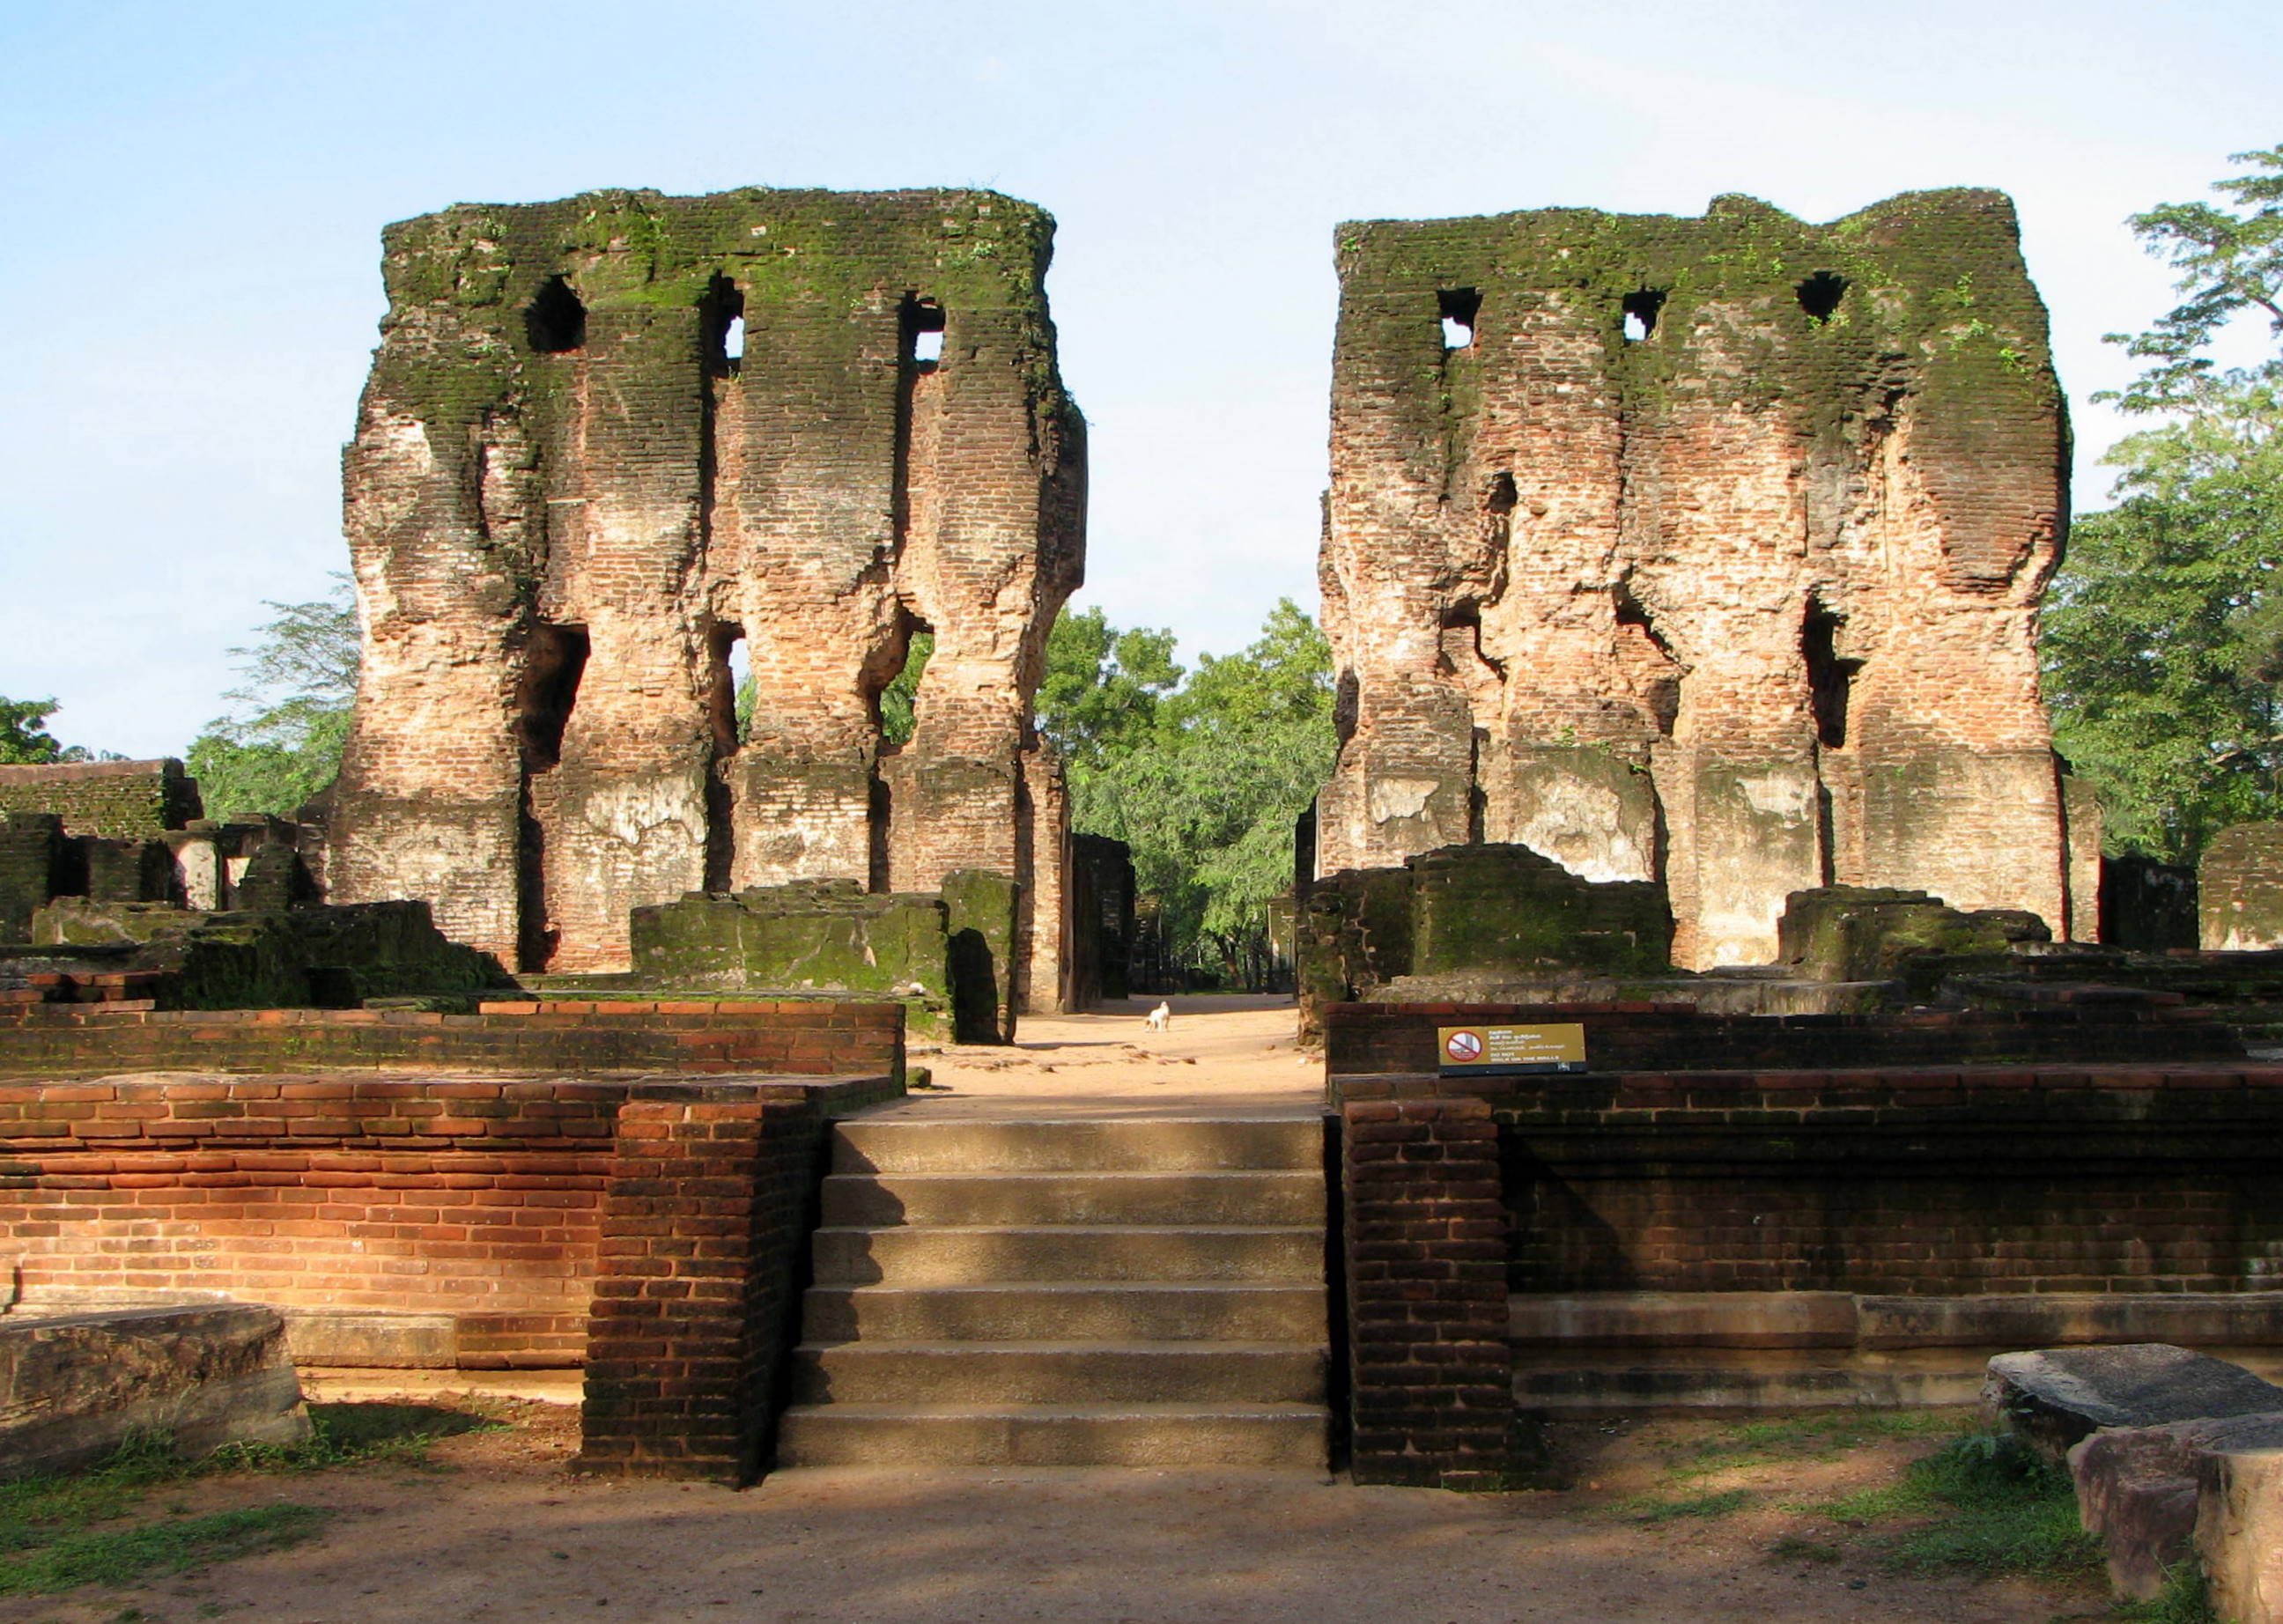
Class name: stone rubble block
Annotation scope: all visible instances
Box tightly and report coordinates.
[0,1303,311,1479]
[1984,1343,2283,1462]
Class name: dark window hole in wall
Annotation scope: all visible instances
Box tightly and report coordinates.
[1486,472,1518,514]
[1614,583,1681,736]
[514,623,589,771]
[867,616,934,749]
[1802,598,1863,749]
[903,296,946,370]
[1334,669,1360,749]
[526,276,586,355]
[1797,270,1848,323]
[703,273,745,377]
[1621,289,1666,343]
[709,623,749,754]
[868,776,893,894]
[1437,288,1481,351]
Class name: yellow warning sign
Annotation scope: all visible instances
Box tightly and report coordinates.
[1435,1022,1587,1076]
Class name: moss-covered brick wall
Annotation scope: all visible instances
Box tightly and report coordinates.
[0,761,199,840]
[0,814,64,943]
[326,187,1084,1011]
[1317,190,2074,969]
[2201,823,2283,950]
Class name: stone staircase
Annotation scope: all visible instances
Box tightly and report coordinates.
[776,1114,1331,1468]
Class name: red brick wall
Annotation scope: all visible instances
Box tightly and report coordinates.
[0,1069,896,1386]
[1339,1096,1511,1488]
[0,999,903,1080]
[579,1089,834,1480]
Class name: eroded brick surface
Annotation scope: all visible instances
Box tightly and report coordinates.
[329,188,1084,995]
[1318,191,2075,966]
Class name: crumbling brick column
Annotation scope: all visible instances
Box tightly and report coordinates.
[577,1086,831,1481]
[1340,1094,1511,1487]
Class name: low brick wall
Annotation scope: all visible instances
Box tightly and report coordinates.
[0,998,904,1080]
[1328,1002,2283,1462]
[1337,1096,1510,1487]
[0,1072,893,1388]
[1323,999,2241,1077]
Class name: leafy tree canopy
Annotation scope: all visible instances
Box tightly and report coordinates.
[185,579,358,821]
[2043,145,2283,861]
[0,697,91,765]
[1058,599,1334,979]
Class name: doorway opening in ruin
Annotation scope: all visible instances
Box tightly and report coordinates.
[1437,288,1480,350]
[702,273,746,377]
[1621,289,1666,343]
[514,622,589,770]
[525,276,586,355]
[513,621,589,971]
[1801,598,1861,750]
[862,612,932,893]
[1613,583,1681,736]
[704,624,748,893]
[1797,271,1849,324]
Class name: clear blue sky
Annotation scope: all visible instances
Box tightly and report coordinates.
[2,0,2277,757]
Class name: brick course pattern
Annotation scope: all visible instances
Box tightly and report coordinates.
[0,1000,902,1080]
[1321,1000,2240,1079]
[578,1088,835,1480]
[327,187,1085,1000]
[1340,1096,1511,1487]
[0,761,201,841]
[0,1069,891,1480]
[1317,191,2078,967]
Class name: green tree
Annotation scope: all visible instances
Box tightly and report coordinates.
[2043,144,2283,861]
[1066,600,1335,982]
[1036,607,1182,773]
[186,579,359,820]
[0,697,90,764]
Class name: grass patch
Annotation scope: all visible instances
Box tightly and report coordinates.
[0,1400,502,1594]
[2116,1565,2218,1624]
[1672,1410,1962,1480]
[0,1505,329,1594]
[1615,1487,1755,1523]
[1790,1432,2102,1583]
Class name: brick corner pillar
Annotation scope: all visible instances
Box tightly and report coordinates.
[1341,1093,1512,1488]
[575,1086,829,1482]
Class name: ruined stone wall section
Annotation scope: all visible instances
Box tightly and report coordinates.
[1320,190,2070,967]
[331,188,1083,993]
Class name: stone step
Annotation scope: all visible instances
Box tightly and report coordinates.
[800,1282,1326,1343]
[810,1225,1323,1286]
[831,1117,1325,1176]
[819,1170,1326,1228]
[789,1340,1327,1404]
[774,1402,1330,1469]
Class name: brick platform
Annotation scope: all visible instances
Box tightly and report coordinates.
[0,998,903,1080]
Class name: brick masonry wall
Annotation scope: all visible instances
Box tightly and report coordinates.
[1339,1096,1511,1487]
[327,188,1083,994]
[578,1087,834,1480]
[0,761,200,840]
[0,999,903,1081]
[0,1071,892,1404]
[1322,1000,2241,1078]
[1318,191,2072,966]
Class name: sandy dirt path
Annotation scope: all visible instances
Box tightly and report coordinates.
[0,1407,2098,1624]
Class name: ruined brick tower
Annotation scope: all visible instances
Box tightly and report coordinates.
[329,188,1086,995]
[1317,190,2079,967]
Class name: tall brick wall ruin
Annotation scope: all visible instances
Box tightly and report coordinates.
[1317,190,2074,967]
[329,188,1085,994]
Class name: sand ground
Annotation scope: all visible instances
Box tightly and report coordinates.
[0,1404,2102,1624]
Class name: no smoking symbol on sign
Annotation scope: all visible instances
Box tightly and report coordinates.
[1444,1030,1483,1063]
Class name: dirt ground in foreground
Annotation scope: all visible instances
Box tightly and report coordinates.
[0,1400,2116,1624]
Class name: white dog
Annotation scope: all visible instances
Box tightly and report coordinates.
[1144,1000,1171,1032]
